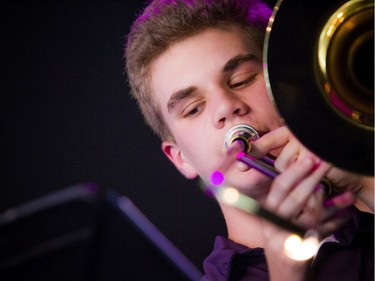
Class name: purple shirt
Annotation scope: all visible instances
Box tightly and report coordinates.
[202,207,374,281]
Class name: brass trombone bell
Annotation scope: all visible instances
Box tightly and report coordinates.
[264,0,374,175]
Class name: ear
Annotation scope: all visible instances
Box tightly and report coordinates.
[161,141,198,179]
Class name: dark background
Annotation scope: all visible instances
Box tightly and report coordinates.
[1,1,227,272]
[1,0,278,274]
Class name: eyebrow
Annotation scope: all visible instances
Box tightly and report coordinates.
[223,53,259,72]
[166,54,258,114]
[167,87,195,114]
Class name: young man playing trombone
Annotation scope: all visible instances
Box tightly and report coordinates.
[124,0,374,280]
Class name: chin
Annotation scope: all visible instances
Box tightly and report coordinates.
[228,168,272,197]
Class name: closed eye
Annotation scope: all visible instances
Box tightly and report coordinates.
[182,100,205,118]
[229,72,256,89]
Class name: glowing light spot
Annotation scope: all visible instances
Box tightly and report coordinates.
[324,82,331,93]
[352,111,360,120]
[210,171,224,186]
[222,187,239,204]
[236,151,245,159]
[327,25,334,37]
[284,233,319,261]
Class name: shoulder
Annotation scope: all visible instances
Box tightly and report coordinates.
[202,236,267,281]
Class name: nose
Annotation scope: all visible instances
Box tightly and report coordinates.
[211,89,249,128]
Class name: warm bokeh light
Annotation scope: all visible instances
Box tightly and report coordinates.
[221,187,240,204]
[284,233,320,261]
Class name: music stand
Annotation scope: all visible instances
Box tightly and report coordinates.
[0,183,203,281]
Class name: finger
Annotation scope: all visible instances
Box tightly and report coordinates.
[298,191,353,233]
[294,188,325,229]
[277,147,322,173]
[315,211,351,238]
[276,161,331,218]
[266,157,316,211]
[273,138,299,172]
[321,191,355,222]
[250,126,292,159]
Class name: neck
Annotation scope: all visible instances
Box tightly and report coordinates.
[220,202,265,248]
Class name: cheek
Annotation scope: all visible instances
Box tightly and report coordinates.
[175,133,221,179]
[255,92,282,124]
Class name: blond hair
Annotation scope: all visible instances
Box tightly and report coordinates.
[125,0,272,140]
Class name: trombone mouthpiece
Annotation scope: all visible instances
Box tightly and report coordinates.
[224,124,259,154]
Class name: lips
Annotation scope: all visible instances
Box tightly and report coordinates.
[220,124,270,173]
[237,161,251,172]
[233,129,270,173]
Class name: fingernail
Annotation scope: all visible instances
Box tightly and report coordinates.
[301,157,314,167]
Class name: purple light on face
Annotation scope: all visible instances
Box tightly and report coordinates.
[237,151,245,159]
[210,170,224,186]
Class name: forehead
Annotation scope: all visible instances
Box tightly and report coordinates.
[149,25,260,110]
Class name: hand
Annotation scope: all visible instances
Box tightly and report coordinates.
[326,167,374,212]
[261,156,354,281]
[251,126,368,210]
[250,126,321,172]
